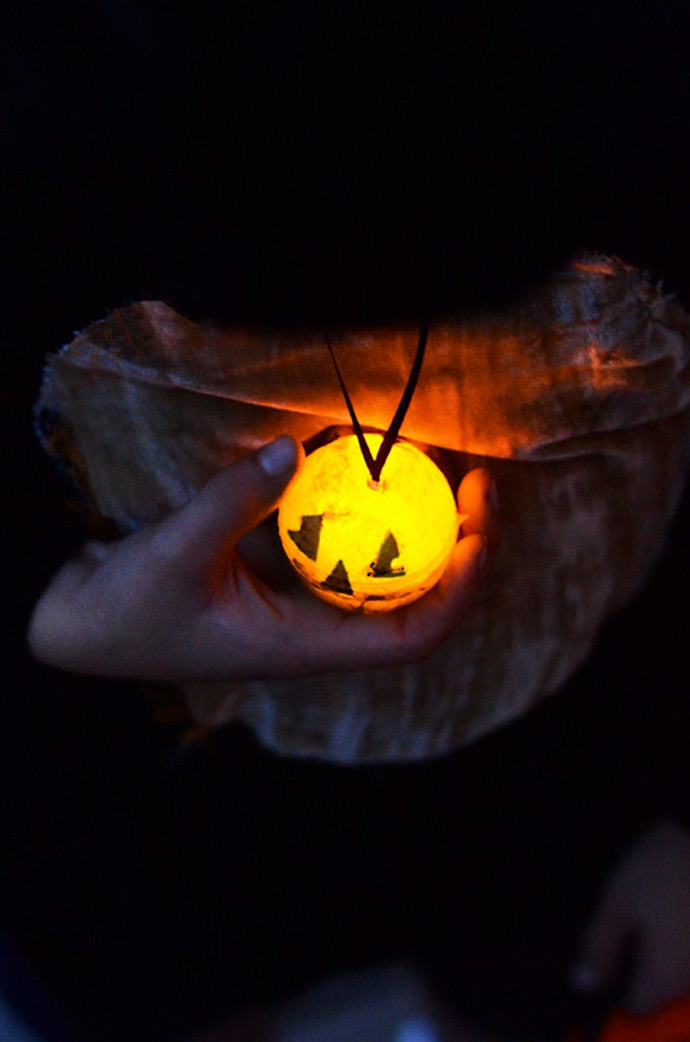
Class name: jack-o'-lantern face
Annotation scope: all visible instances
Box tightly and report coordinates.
[278,433,459,613]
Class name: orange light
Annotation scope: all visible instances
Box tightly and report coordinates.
[278,433,459,613]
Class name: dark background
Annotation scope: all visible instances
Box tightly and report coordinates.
[5,1,690,335]
[3,3,690,1040]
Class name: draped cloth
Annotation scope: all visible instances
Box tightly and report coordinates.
[37,255,690,762]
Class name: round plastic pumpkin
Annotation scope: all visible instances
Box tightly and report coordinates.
[277,432,459,613]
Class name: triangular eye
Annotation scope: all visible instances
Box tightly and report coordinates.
[321,559,353,595]
[368,531,406,577]
[288,514,323,561]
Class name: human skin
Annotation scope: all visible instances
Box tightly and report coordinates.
[29,436,690,1029]
[27,435,496,683]
[572,818,690,1016]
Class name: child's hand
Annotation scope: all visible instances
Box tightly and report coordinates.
[28,436,495,683]
[572,818,690,1015]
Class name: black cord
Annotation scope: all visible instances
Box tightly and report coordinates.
[324,320,429,483]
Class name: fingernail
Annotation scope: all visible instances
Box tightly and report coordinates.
[257,436,298,477]
[570,963,600,992]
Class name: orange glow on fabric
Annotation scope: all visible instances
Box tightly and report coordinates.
[278,432,459,613]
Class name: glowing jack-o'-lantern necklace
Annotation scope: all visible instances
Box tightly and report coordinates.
[277,323,460,613]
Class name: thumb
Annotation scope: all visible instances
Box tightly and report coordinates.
[571,896,632,996]
[158,435,301,568]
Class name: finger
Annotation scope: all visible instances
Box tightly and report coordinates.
[458,468,500,547]
[628,946,671,1016]
[395,532,490,658]
[571,899,631,996]
[156,436,301,569]
[283,532,489,674]
[627,924,690,1015]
